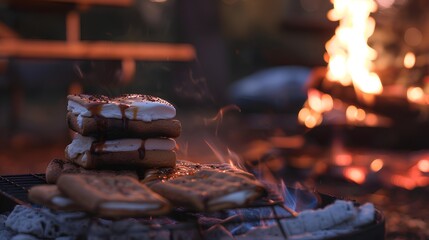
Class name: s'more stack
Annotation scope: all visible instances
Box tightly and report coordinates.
[64,94,181,170]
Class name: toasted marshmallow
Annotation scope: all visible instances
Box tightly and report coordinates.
[66,134,176,159]
[67,94,176,124]
[208,190,254,206]
[51,196,74,207]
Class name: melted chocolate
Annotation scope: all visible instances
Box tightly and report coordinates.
[90,141,106,154]
[118,104,130,130]
[138,140,146,159]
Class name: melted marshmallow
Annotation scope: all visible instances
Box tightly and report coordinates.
[66,134,176,158]
[100,202,159,211]
[51,196,74,207]
[209,190,253,206]
[67,97,176,124]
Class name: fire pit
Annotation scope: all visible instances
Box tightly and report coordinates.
[0,173,384,239]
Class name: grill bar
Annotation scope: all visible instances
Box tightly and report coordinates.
[0,174,384,240]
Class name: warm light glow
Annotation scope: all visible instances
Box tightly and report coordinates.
[404,28,423,47]
[298,107,311,123]
[407,87,424,103]
[417,159,429,173]
[334,154,352,166]
[370,158,384,172]
[346,105,367,122]
[325,0,383,95]
[321,94,334,112]
[404,52,416,69]
[391,175,416,190]
[304,115,318,128]
[376,0,395,9]
[346,105,358,121]
[308,90,324,113]
[365,113,379,126]
[344,167,366,184]
[356,108,366,121]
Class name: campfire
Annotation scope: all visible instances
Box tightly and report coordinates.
[3,0,429,239]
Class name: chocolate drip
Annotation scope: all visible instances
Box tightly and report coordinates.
[87,104,103,116]
[90,141,106,154]
[87,104,108,136]
[132,108,138,120]
[138,140,146,159]
[119,104,130,130]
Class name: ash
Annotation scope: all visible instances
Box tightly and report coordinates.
[0,200,374,240]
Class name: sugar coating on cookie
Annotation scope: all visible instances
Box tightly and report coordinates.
[67,94,176,126]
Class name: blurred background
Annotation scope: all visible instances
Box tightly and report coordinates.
[0,0,429,238]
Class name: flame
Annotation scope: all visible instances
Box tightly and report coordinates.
[344,167,366,184]
[370,158,384,172]
[404,52,416,69]
[204,140,246,170]
[326,0,383,95]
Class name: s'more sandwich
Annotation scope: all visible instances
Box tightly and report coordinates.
[67,94,181,138]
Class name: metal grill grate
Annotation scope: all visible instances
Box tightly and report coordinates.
[0,174,46,209]
[0,174,384,240]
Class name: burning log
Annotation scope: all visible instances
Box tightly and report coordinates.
[308,68,422,122]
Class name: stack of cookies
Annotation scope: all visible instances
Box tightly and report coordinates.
[29,94,267,218]
[64,94,181,170]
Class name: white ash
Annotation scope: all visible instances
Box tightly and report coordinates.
[87,218,170,240]
[2,200,375,239]
[235,225,284,240]
[0,214,15,240]
[234,200,375,240]
[10,234,40,240]
[5,205,90,239]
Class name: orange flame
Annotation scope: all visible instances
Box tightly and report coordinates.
[326,0,383,95]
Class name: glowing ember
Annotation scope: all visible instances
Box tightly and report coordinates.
[326,0,383,95]
[304,114,318,129]
[321,94,334,112]
[407,87,424,103]
[308,89,324,113]
[370,158,384,172]
[334,154,352,166]
[391,174,416,190]
[365,113,379,126]
[298,106,322,129]
[404,52,416,69]
[417,159,429,173]
[344,167,366,184]
[346,105,358,121]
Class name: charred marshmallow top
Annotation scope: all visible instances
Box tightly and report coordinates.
[66,134,176,159]
[67,94,176,126]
